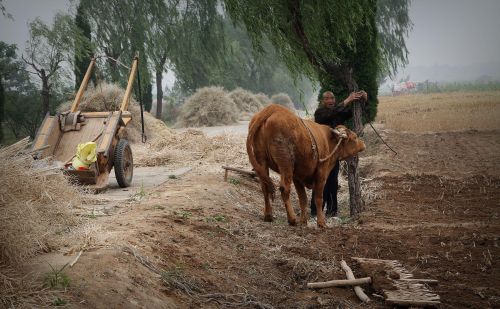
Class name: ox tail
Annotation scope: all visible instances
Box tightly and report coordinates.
[246,107,276,200]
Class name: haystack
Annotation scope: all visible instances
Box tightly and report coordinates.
[254,93,271,106]
[58,83,175,143]
[228,88,263,120]
[271,92,295,110]
[176,87,239,128]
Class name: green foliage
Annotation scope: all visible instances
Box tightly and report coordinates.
[74,0,94,88]
[52,298,68,306]
[376,0,412,79]
[318,0,380,124]
[225,0,411,121]
[44,263,70,289]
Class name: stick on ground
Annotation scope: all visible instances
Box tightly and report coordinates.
[340,260,370,303]
[307,277,372,289]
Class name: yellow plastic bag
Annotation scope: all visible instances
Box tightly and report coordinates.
[72,142,97,170]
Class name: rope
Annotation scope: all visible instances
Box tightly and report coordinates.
[319,137,344,163]
[299,118,318,161]
[368,122,397,156]
[94,54,131,70]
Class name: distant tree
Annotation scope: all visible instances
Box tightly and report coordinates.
[376,0,412,79]
[0,42,18,142]
[23,14,88,116]
[84,0,152,109]
[143,0,178,118]
[74,0,94,89]
[0,0,12,19]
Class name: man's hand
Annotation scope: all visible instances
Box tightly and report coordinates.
[343,91,367,105]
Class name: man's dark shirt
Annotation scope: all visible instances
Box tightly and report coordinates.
[314,104,352,128]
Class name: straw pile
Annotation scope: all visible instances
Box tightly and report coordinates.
[254,93,271,106]
[0,138,83,307]
[271,93,295,110]
[0,138,81,266]
[176,87,239,128]
[58,82,176,143]
[134,129,248,168]
[228,88,263,120]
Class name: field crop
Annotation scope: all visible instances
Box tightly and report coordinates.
[377,91,500,132]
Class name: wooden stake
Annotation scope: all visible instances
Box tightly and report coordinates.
[69,250,83,267]
[307,277,372,289]
[340,260,370,303]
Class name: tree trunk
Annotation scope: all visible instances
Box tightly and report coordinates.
[156,70,163,119]
[343,67,365,217]
[0,78,4,142]
[41,69,50,116]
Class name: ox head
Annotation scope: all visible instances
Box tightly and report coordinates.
[331,125,365,160]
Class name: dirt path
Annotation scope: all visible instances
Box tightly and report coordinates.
[27,127,500,308]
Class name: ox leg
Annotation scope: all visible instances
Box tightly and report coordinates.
[313,180,327,228]
[260,168,273,222]
[293,179,308,226]
[279,174,297,226]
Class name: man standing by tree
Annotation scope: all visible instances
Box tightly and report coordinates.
[310,89,367,217]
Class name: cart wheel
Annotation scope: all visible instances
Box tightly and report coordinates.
[114,139,133,188]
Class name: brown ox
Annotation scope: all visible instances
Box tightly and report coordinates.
[246,104,365,228]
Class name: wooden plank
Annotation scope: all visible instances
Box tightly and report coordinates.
[82,111,131,118]
[385,298,440,307]
[32,115,61,158]
[53,117,106,162]
[97,111,121,157]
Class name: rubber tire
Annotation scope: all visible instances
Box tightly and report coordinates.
[114,139,133,188]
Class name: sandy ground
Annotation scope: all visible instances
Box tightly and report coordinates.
[24,123,500,308]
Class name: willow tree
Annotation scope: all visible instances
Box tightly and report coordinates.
[225,0,411,216]
[23,14,88,116]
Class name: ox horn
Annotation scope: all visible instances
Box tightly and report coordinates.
[331,128,347,138]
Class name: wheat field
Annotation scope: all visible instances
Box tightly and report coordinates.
[377,91,500,132]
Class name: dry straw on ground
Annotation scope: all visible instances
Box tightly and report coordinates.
[271,93,295,110]
[176,87,239,128]
[0,138,82,266]
[0,138,84,307]
[377,91,500,132]
[228,88,263,120]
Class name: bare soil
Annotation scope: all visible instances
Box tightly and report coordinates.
[26,127,500,308]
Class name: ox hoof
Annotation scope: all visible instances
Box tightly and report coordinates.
[264,215,273,222]
[288,218,297,226]
[317,221,327,228]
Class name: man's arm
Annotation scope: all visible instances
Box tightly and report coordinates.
[314,104,352,125]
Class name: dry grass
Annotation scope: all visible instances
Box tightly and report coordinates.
[0,138,85,307]
[0,138,82,266]
[377,91,500,132]
[176,87,239,128]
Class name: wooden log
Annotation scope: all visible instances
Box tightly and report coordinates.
[307,277,372,289]
[222,165,257,177]
[340,260,370,303]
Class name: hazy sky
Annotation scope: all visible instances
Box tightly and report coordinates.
[1,0,500,82]
[407,0,500,67]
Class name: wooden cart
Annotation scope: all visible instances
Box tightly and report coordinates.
[31,57,140,191]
